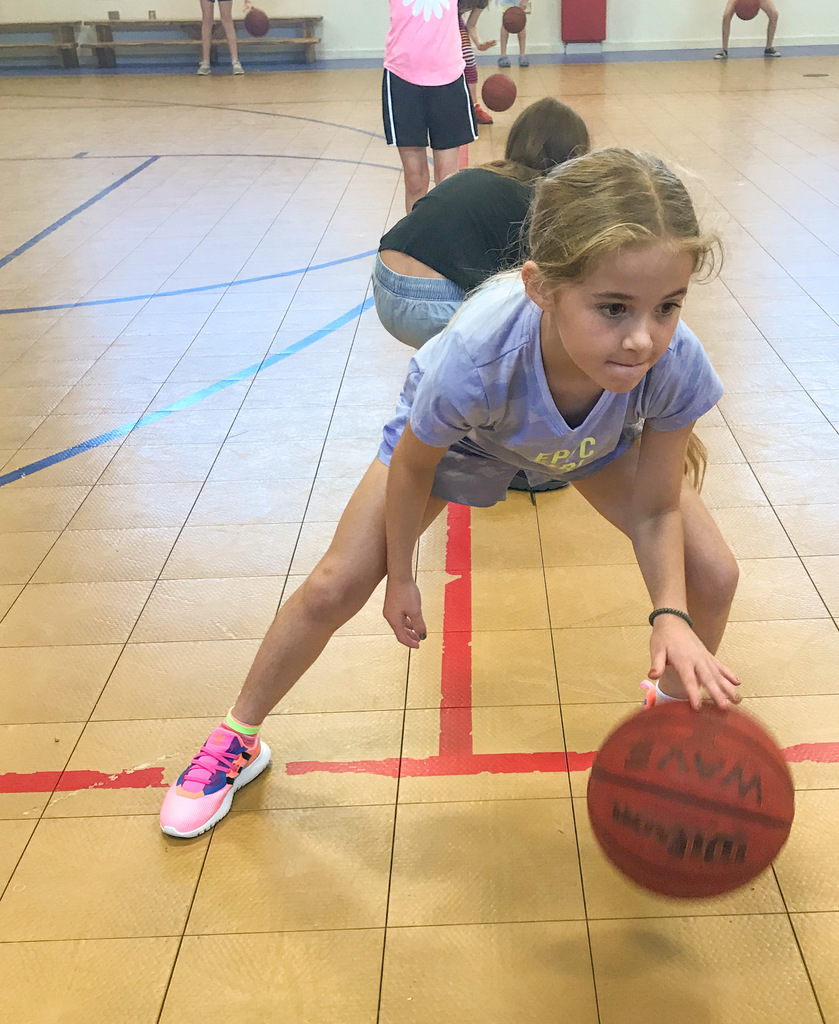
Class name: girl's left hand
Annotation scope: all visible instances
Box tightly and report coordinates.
[648,617,741,711]
[477,39,497,49]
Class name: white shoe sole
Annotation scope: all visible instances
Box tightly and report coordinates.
[161,742,272,839]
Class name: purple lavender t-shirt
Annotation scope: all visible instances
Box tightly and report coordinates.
[379,276,723,488]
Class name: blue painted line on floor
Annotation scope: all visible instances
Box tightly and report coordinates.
[73,151,88,158]
[0,157,159,272]
[0,249,378,316]
[0,297,375,489]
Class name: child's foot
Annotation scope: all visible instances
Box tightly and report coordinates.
[160,723,271,838]
[713,49,728,60]
[197,61,211,75]
[518,55,530,67]
[498,55,511,67]
[232,60,245,74]
[474,103,493,125]
[764,46,781,57]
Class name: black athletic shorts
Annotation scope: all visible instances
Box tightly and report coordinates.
[382,69,478,151]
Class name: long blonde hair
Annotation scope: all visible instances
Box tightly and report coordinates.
[529,148,721,488]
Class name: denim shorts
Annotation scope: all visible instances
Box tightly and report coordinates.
[372,253,466,350]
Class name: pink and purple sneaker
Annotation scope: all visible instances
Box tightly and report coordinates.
[160,723,271,839]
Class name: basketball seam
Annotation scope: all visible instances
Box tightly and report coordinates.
[588,766,793,829]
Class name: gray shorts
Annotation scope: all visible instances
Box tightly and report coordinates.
[372,253,466,350]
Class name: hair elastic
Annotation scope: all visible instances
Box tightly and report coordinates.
[648,607,694,629]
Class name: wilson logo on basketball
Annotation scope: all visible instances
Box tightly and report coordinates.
[612,803,748,864]
[624,739,763,807]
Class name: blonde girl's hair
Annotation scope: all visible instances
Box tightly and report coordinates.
[481,97,591,183]
[529,147,721,489]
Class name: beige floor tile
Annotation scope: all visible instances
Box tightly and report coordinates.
[0,531,58,583]
[160,522,300,579]
[751,460,839,506]
[0,582,23,618]
[561,702,638,798]
[160,930,384,1024]
[419,567,551,633]
[185,805,394,934]
[68,480,203,530]
[379,921,598,1024]
[790,913,839,1023]
[713,506,796,559]
[0,644,120,724]
[730,558,828,622]
[0,485,91,531]
[0,937,180,1024]
[417,495,544,571]
[538,487,635,566]
[701,461,769,509]
[407,627,558,709]
[590,915,822,1024]
[234,709,402,810]
[552,624,659,703]
[185,477,313,526]
[745,694,839,791]
[545,563,649,628]
[775,504,839,557]
[0,579,154,646]
[397,705,571,803]
[716,620,839,698]
[0,819,37,888]
[0,815,209,940]
[774,791,839,914]
[93,638,259,720]
[31,527,179,583]
[281,633,409,714]
[98,442,223,485]
[802,555,839,617]
[574,797,786,919]
[129,576,281,642]
[387,799,584,926]
[0,721,86,819]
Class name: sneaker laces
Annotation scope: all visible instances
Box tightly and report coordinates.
[182,735,246,788]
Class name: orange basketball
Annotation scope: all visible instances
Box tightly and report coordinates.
[735,0,761,20]
[587,703,794,898]
[244,7,270,36]
[481,73,517,113]
[502,6,527,33]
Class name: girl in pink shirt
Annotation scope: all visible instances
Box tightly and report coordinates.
[383,0,478,212]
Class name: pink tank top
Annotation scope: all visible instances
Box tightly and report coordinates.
[385,0,466,87]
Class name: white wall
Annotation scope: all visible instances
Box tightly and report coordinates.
[2,0,837,58]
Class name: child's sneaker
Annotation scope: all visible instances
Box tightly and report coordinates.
[197,61,211,75]
[498,55,511,67]
[764,47,781,58]
[160,723,270,838]
[518,55,530,67]
[232,60,245,74]
[713,49,728,60]
[474,103,494,125]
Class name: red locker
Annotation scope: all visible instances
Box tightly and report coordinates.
[561,0,607,43]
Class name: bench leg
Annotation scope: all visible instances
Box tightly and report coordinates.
[58,27,79,68]
[96,26,116,68]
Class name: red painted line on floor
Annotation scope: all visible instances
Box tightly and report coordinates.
[0,767,165,794]
[439,503,473,756]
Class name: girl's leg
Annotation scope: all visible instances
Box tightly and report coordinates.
[398,146,431,212]
[499,26,509,59]
[518,27,527,56]
[232,458,448,725]
[199,0,214,63]
[217,0,240,63]
[431,147,460,187]
[761,0,779,47]
[720,0,737,51]
[572,445,739,699]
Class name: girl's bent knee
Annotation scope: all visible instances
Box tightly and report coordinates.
[300,563,377,628]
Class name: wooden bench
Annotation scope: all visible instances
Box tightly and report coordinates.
[0,22,78,68]
[80,17,322,69]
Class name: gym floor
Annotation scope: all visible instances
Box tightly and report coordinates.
[1,54,838,1024]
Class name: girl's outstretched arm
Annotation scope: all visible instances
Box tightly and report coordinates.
[630,421,740,710]
[384,424,448,648]
[466,8,497,50]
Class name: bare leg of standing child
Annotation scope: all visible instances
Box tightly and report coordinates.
[216,0,243,72]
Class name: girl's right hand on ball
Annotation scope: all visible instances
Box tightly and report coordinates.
[384,578,427,649]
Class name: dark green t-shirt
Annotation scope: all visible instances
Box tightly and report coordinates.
[378,167,532,292]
